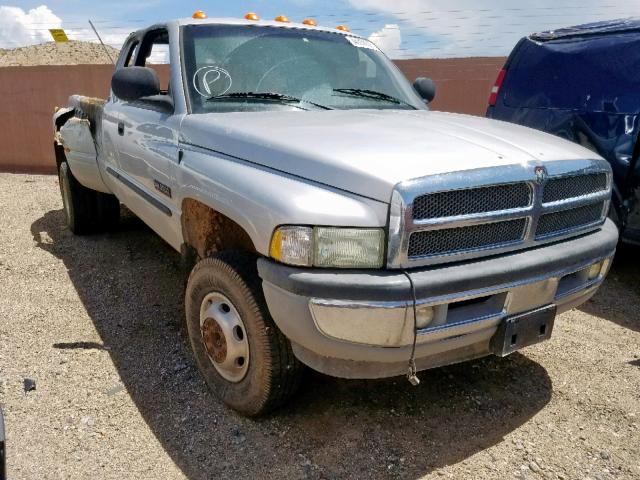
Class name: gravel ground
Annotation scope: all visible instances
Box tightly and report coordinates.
[0,41,119,67]
[1,173,638,480]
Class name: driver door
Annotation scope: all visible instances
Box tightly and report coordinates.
[112,27,183,247]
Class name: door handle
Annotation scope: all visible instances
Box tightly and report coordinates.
[117,122,125,136]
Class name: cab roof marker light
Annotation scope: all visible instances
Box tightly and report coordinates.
[336,25,350,32]
[275,15,290,23]
[302,18,317,26]
[192,10,207,19]
[244,12,260,21]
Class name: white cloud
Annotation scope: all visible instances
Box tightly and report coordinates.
[0,4,130,53]
[0,5,62,48]
[368,24,402,58]
[349,0,640,57]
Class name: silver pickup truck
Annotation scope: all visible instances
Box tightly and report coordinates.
[53,15,618,416]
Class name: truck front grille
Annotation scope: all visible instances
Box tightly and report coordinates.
[536,201,605,238]
[388,162,611,268]
[412,183,531,220]
[408,219,527,257]
[542,172,608,203]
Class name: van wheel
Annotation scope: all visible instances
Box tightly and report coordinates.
[58,161,119,234]
[185,252,303,416]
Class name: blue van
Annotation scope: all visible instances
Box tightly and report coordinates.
[487,19,640,244]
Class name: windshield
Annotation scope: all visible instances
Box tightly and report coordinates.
[181,24,426,113]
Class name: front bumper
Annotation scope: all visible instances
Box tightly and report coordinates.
[257,219,619,379]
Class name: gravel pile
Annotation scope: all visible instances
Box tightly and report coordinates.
[0,173,638,479]
[0,41,120,67]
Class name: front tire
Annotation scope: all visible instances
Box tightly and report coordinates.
[185,252,303,416]
[58,161,119,234]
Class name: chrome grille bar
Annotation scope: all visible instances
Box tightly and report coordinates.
[387,159,612,269]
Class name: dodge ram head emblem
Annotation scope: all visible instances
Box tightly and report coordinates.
[534,166,548,184]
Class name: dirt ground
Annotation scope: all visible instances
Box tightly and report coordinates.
[0,173,638,480]
[0,41,119,67]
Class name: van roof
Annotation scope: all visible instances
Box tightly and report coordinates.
[531,17,640,42]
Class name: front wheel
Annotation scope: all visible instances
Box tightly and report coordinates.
[185,252,303,416]
[58,161,119,235]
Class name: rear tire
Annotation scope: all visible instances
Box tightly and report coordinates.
[58,161,119,234]
[185,252,303,416]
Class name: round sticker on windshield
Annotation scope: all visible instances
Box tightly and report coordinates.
[193,66,233,98]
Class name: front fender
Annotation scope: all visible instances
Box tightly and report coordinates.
[177,145,389,256]
[57,117,112,194]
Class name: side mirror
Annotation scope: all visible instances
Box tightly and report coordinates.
[111,66,160,101]
[413,77,436,103]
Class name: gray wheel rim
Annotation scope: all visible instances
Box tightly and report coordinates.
[200,292,250,383]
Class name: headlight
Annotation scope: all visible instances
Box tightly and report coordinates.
[270,226,385,268]
[269,226,313,267]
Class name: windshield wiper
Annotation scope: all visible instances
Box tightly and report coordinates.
[205,92,331,110]
[333,88,417,109]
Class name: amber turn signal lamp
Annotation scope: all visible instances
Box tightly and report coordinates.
[302,18,317,26]
[244,12,260,21]
[192,10,207,19]
[336,25,350,32]
[275,15,290,22]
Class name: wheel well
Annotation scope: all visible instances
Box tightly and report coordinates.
[181,198,256,260]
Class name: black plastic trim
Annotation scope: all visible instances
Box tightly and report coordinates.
[106,167,172,217]
[258,219,619,302]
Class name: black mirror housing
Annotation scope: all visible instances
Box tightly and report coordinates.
[413,77,436,103]
[111,67,160,101]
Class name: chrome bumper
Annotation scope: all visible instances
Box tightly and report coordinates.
[257,220,618,379]
[307,260,609,348]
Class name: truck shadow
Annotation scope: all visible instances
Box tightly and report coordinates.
[31,209,552,480]
[578,243,640,333]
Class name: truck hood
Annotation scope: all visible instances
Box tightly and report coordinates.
[180,109,598,202]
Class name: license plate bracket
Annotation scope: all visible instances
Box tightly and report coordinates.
[490,305,556,357]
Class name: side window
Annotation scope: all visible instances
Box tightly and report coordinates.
[148,44,170,65]
[118,40,138,68]
[124,42,139,67]
[136,29,171,93]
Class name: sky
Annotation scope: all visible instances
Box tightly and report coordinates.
[1,1,639,58]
